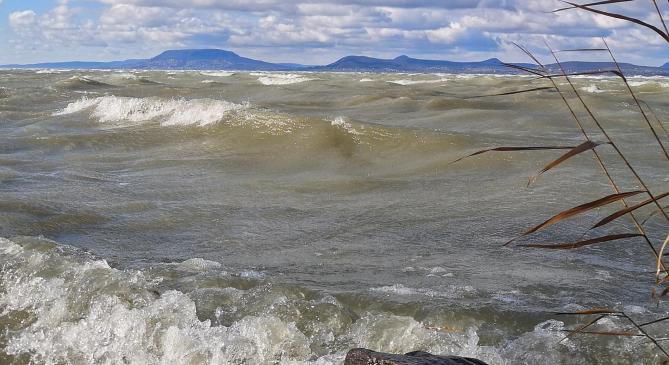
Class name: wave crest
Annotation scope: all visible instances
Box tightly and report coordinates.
[255,73,315,85]
[54,96,249,127]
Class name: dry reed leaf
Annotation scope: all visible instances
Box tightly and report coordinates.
[449,146,576,165]
[528,140,609,186]
[554,48,608,52]
[465,86,555,99]
[502,63,546,76]
[641,205,669,225]
[423,324,463,333]
[561,314,608,342]
[504,191,646,246]
[558,1,669,43]
[557,308,619,315]
[561,330,639,337]
[659,234,669,285]
[553,0,633,12]
[591,192,669,229]
[520,233,643,249]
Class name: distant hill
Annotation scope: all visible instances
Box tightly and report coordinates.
[312,55,669,75]
[311,55,513,73]
[139,49,289,70]
[663,62,669,69]
[2,48,669,75]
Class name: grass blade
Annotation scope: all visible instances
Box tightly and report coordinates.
[560,330,641,337]
[652,0,669,38]
[641,205,669,225]
[657,234,669,283]
[520,233,644,249]
[559,1,669,43]
[553,0,634,12]
[554,48,608,52]
[465,86,555,99]
[505,191,646,245]
[449,146,576,164]
[602,39,669,160]
[591,192,669,229]
[528,140,609,186]
[502,62,547,76]
[556,308,619,315]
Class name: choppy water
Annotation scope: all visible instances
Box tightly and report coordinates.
[1,69,668,364]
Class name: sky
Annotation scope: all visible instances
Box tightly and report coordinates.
[1,0,668,66]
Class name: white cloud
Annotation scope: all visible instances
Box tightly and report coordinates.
[3,0,669,65]
[425,22,466,44]
[9,10,37,29]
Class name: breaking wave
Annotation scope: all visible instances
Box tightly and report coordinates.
[627,80,669,92]
[200,71,235,77]
[388,78,448,86]
[53,96,249,127]
[0,236,651,365]
[580,84,607,93]
[56,76,115,90]
[255,73,315,85]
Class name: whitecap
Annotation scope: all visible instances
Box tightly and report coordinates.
[331,116,362,136]
[370,284,475,298]
[53,96,248,127]
[580,84,606,93]
[387,78,448,86]
[200,71,234,77]
[257,74,314,85]
[176,258,222,272]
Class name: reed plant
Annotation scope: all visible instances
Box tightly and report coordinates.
[453,0,669,361]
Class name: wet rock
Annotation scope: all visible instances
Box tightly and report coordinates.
[344,348,489,365]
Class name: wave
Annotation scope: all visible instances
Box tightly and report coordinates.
[580,84,607,93]
[110,73,161,85]
[371,284,476,299]
[53,96,249,127]
[56,76,115,90]
[330,116,362,136]
[627,80,669,92]
[0,236,652,364]
[255,73,315,85]
[36,69,69,74]
[200,71,234,77]
[387,78,448,86]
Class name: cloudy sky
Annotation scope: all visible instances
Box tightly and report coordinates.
[1,0,668,66]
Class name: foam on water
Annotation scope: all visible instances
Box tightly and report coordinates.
[176,258,223,272]
[200,71,235,77]
[388,78,448,86]
[581,84,607,93]
[627,80,669,90]
[0,237,656,364]
[56,76,114,89]
[54,96,248,127]
[53,96,306,135]
[256,73,315,85]
[371,284,475,299]
[331,116,362,136]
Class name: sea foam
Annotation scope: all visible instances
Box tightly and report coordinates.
[388,78,448,86]
[54,96,248,126]
[0,236,650,364]
[256,73,315,85]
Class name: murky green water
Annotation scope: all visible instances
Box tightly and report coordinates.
[1,69,668,364]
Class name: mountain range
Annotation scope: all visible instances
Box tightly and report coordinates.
[3,48,669,76]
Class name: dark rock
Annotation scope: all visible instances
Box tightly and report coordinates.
[344,348,489,365]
